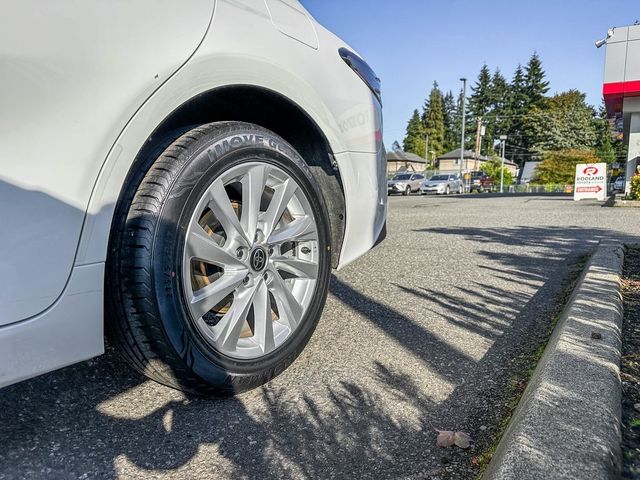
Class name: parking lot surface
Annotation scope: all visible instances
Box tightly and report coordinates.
[2,194,639,480]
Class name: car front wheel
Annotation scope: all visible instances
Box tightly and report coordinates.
[107,121,331,395]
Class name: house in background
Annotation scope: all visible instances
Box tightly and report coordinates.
[437,148,518,176]
[386,150,427,176]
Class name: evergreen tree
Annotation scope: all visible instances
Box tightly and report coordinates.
[506,64,529,164]
[443,90,457,152]
[483,69,510,156]
[489,69,510,135]
[524,52,549,108]
[595,100,625,163]
[402,109,426,157]
[593,119,616,164]
[422,82,446,158]
[469,64,493,155]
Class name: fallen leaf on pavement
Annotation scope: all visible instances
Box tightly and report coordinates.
[454,431,471,448]
[435,429,472,449]
[436,430,455,447]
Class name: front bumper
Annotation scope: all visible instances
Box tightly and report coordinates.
[420,185,445,194]
[334,145,387,269]
[387,184,406,194]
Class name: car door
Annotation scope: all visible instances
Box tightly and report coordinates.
[0,0,215,325]
[413,174,423,191]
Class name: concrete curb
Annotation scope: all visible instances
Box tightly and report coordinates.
[606,193,640,208]
[483,242,625,480]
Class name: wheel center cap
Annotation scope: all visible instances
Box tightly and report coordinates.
[249,247,268,272]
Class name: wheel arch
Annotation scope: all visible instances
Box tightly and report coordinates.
[85,85,347,272]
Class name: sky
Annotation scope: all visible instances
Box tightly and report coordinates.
[303,0,639,149]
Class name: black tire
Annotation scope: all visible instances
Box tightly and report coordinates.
[403,186,410,196]
[106,121,332,396]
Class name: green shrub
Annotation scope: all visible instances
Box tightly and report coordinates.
[480,157,514,186]
[629,175,640,200]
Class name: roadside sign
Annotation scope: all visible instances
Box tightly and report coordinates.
[574,163,607,201]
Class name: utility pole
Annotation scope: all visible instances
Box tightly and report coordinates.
[459,78,467,180]
[499,135,507,193]
[474,117,484,158]
[425,133,429,168]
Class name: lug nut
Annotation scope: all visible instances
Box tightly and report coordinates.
[236,247,244,259]
[268,247,274,255]
[301,247,311,255]
[243,276,250,285]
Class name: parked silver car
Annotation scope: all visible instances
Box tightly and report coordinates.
[420,174,464,195]
[388,173,425,195]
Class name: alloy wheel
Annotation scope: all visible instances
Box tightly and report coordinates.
[182,162,319,360]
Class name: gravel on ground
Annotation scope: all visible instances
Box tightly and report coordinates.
[622,247,640,479]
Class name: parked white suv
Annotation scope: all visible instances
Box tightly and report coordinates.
[388,173,425,195]
[0,0,386,395]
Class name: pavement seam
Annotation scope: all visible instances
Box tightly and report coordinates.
[483,241,624,480]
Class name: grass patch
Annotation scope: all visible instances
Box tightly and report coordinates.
[474,254,589,477]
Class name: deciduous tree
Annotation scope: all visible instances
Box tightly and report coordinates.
[524,90,596,153]
[480,157,514,185]
[533,149,600,184]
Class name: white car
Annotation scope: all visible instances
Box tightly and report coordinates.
[420,174,464,195]
[387,173,425,195]
[0,0,386,395]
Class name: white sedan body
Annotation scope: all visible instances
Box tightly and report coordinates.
[0,0,386,387]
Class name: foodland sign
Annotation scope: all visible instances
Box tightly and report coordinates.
[574,163,607,201]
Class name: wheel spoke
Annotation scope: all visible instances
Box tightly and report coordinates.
[189,270,247,319]
[241,165,270,243]
[262,178,297,239]
[252,281,275,354]
[208,179,250,247]
[267,214,316,245]
[269,273,303,329]
[186,221,246,269]
[214,285,257,351]
[272,256,318,279]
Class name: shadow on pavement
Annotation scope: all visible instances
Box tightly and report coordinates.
[1,224,636,479]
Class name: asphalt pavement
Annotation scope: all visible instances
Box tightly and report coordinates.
[1,194,639,480]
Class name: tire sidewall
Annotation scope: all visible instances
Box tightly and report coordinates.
[151,126,331,390]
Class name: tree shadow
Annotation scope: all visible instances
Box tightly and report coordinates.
[2,207,637,479]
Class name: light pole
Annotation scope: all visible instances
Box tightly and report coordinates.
[459,78,467,182]
[499,134,507,193]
